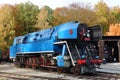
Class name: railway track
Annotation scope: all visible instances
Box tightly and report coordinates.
[25,68,120,80]
[0,70,120,80]
[34,66,120,80]
[0,72,64,80]
[61,72,120,80]
[0,63,120,80]
[95,72,120,79]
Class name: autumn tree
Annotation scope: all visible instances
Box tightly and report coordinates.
[69,3,98,26]
[35,6,53,30]
[53,3,98,26]
[53,7,67,26]
[106,6,120,36]
[110,6,120,23]
[106,24,120,36]
[15,1,39,36]
[0,4,15,50]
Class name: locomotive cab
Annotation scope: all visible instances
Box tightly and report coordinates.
[77,23,90,41]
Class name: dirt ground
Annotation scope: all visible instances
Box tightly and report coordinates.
[0,62,120,80]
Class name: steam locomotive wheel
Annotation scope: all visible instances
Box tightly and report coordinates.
[32,64,36,69]
[25,59,30,68]
[32,57,37,69]
[25,65,29,68]
[72,66,80,74]
[65,68,70,73]
[57,67,63,73]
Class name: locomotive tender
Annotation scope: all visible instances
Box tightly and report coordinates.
[10,21,102,74]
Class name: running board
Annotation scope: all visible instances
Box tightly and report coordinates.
[17,51,54,54]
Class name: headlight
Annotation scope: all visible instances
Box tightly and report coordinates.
[87,33,90,37]
[82,55,85,59]
[96,56,99,59]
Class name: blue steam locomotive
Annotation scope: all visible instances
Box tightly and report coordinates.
[10,21,102,74]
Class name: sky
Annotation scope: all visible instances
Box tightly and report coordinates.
[0,0,120,9]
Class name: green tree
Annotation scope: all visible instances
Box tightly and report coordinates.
[15,1,39,36]
[110,6,120,23]
[94,0,110,34]
[35,6,53,30]
[0,4,15,50]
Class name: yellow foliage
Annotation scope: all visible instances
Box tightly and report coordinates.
[0,4,15,49]
[35,7,52,30]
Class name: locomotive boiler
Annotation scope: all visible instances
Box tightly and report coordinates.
[10,21,102,74]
